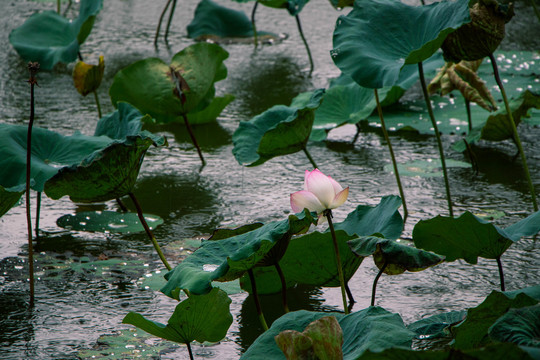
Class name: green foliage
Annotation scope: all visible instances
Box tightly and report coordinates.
[56,211,164,233]
[9,0,103,70]
[123,288,233,344]
[331,0,470,89]
[407,310,467,339]
[0,186,23,218]
[489,304,540,348]
[232,89,325,166]
[109,43,230,123]
[241,307,415,359]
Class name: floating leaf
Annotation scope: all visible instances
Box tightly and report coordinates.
[407,310,467,339]
[241,307,415,359]
[348,236,444,275]
[73,55,105,96]
[123,288,233,344]
[331,0,470,89]
[384,159,471,178]
[9,0,103,70]
[160,210,316,297]
[56,211,163,233]
[413,210,540,263]
[489,304,540,348]
[109,43,230,123]
[452,289,539,350]
[232,89,324,166]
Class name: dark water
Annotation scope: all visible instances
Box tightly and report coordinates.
[0,0,539,359]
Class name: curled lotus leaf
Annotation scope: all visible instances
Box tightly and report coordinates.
[73,55,105,96]
[331,0,470,89]
[9,0,103,70]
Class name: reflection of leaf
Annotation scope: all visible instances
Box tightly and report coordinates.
[241,307,415,359]
[331,0,470,89]
[123,288,232,343]
[9,0,103,70]
[56,211,163,234]
[489,304,540,348]
[232,89,324,166]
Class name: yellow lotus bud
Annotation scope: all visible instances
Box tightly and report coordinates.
[73,55,105,96]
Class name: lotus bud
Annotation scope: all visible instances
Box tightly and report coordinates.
[73,55,105,96]
[441,0,514,62]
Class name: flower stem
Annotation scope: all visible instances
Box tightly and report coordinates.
[26,62,39,308]
[154,0,173,46]
[248,269,269,331]
[418,61,453,217]
[295,15,314,76]
[374,88,408,221]
[186,341,194,360]
[275,262,289,313]
[181,113,206,166]
[93,90,102,119]
[301,145,318,169]
[251,1,259,48]
[325,209,349,314]
[128,192,172,271]
[489,53,538,212]
[35,192,41,241]
[371,260,388,306]
[164,0,177,44]
[496,256,505,292]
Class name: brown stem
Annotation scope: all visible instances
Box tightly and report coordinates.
[251,1,259,48]
[465,99,472,132]
[496,256,505,292]
[35,191,41,241]
[186,341,194,360]
[248,269,269,331]
[116,197,128,212]
[371,260,388,306]
[295,15,314,76]
[275,262,289,313]
[181,113,205,166]
[164,0,177,43]
[154,0,173,46]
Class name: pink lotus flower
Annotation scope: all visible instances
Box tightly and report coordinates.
[290,169,349,221]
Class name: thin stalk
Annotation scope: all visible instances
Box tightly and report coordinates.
[529,0,540,23]
[465,99,472,132]
[251,1,259,48]
[325,209,349,314]
[294,15,314,76]
[371,260,388,306]
[418,62,454,217]
[496,256,505,292]
[352,123,362,144]
[116,197,128,212]
[164,0,177,43]
[35,192,41,240]
[374,88,408,221]
[345,281,355,304]
[93,91,102,119]
[77,52,83,61]
[181,113,205,166]
[186,341,194,360]
[489,53,538,211]
[301,144,318,169]
[248,269,269,331]
[57,0,60,13]
[275,262,289,313]
[26,62,39,308]
[154,0,173,46]
[128,192,172,271]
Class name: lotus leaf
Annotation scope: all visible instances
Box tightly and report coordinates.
[348,236,444,275]
[452,289,539,349]
[56,211,164,233]
[232,89,324,166]
[258,0,309,16]
[331,0,470,89]
[0,186,23,218]
[9,0,103,70]
[73,55,105,96]
[488,304,540,348]
[241,307,415,359]
[413,210,540,263]
[186,94,235,125]
[407,310,467,339]
[123,288,233,344]
[241,196,404,294]
[109,43,230,122]
[160,210,316,298]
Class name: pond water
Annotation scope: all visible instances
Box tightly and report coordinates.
[1,0,539,359]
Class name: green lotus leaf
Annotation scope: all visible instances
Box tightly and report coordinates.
[407,310,467,339]
[242,196,404,294]
[453,289,539,350]
[232,89,324,166]
[348,236,444,275]
[383,159,471,178]
[0,186,23,218]
[109,43,229,122]
[160,210,316,298]
[56,211,163,233]
[123,288,233,344]
[185,94,235,125]
[413,210,540,263]
[327,0,354,10]
[9,0,103,70]
[331,0,470,89]
[187,0,274,40]
[489,304,540,348]
[241,307,415,359]
[258,0,309,16]
[209,223,264,240]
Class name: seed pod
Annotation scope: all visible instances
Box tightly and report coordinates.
[442,0,514,62]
